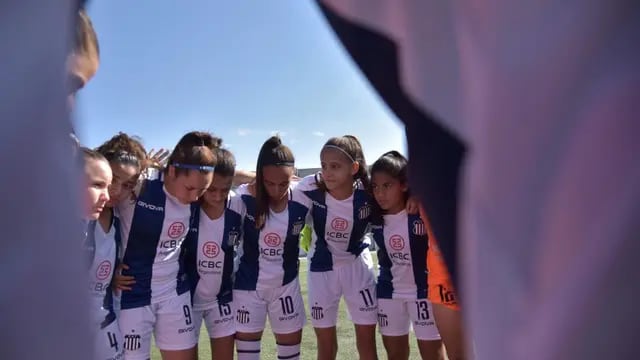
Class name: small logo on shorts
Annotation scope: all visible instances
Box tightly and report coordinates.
[389,235,405,251]
[311,303,324,320]
[377,313,389,327]
[96,260,112,280]
[413,220,426,236]
[264,233,281,247]
[237,307,250,324]
[202,241,220,258]
[168,221,186,239]
[124,332,141,351]
[331,217,348,231]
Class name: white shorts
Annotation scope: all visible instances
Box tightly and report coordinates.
[193,302,236,339]
[94,319,125,360]
[118,292,198,360]
[308,254,377,327]
[233,279,306,334]
[377,298,440,340]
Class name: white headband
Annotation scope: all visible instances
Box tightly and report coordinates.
[322,145,356,163]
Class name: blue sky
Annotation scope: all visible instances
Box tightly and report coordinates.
[77,1,405,170]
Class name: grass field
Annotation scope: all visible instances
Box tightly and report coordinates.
[151,254,427,359]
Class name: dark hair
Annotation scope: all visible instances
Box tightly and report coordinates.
[370,151,410,225]
[165,131,221,177]
[255,136,295,229]
[214,148,236,178]
[95,132,147,170]
[318,135,370,191]
[75,9,99,58]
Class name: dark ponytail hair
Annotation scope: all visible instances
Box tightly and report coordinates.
[318,135,370,191]
[370,151,409,225]
[165,131,221,176]
[95,132,147,171]
[213,148,236,178]
[255,136,295,229]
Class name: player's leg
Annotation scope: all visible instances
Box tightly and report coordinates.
[378,298,410,360]
[411,299,445,360]
[308,270,341,360]
[202,302,236,360]
[270,280,306,360]
[233,290,267,360]
[342,255,379,360]
[155,292,198,360]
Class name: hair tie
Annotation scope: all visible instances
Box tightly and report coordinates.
[172,163,215,172]
[322,145,356,163]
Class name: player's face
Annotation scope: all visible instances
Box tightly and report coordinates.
[202,175,233,208]
[83,158,112,220]
[167,167,213,204]
[66,52,99,110]
[371,171,407,214]
[320,148,358,191]
[107,162,139,207]
[262,165,293,202]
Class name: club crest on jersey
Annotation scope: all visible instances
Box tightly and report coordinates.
[412,220,426,236]
[202,241,220,258]
[168,221,186,239]
[264,232,281,247]
[227,231,239,247]
[358,204,371,220]
[291,221,304,236]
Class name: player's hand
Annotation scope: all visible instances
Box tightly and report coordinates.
[405,196,420,214]
[146,148,170,169]
[113,263,136,293]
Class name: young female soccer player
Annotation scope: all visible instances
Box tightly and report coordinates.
[370,151,444,360]
[182,148,242,360]
[232,136,308,360]
[80,147,123,360]
[115,131,220,360]
[294,135,379,360]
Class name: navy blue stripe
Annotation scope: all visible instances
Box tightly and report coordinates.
[282,200,307,285]
[121,179,166,309]
[101,215,121,322]
[408,214,428,299]
[305,189,333,272]
[184,207,200,301]
[373,224,394,299]
[237,350,261,354]
[347,189,371,257]
[218,207,241,303]
[278,353,301,359]
[235,194,260,290]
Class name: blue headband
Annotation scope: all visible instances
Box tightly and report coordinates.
[172,163,215,172]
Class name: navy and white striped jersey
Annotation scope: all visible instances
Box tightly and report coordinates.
[374,211,428,300]
[117,170,193,309]
[184,193,242,310]
[294,174,372,272]
[85,216,121,328]
[233,184,308,291]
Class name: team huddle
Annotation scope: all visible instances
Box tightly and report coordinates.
[72,6,464,360]
[80,131,463,360]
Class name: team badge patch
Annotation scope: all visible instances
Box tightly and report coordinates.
[412,220,426,236]
[291,221,304,236]
[227,230,239,247]
[358,204,371,220]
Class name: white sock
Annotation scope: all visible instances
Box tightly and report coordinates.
[277,343,301,360]
[236,339,261,360]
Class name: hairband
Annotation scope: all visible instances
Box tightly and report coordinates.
[106,151,139,166]
[172,163,215,172]
[322,145,356,163]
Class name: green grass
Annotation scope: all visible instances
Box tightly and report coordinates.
[151,254,425,359]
